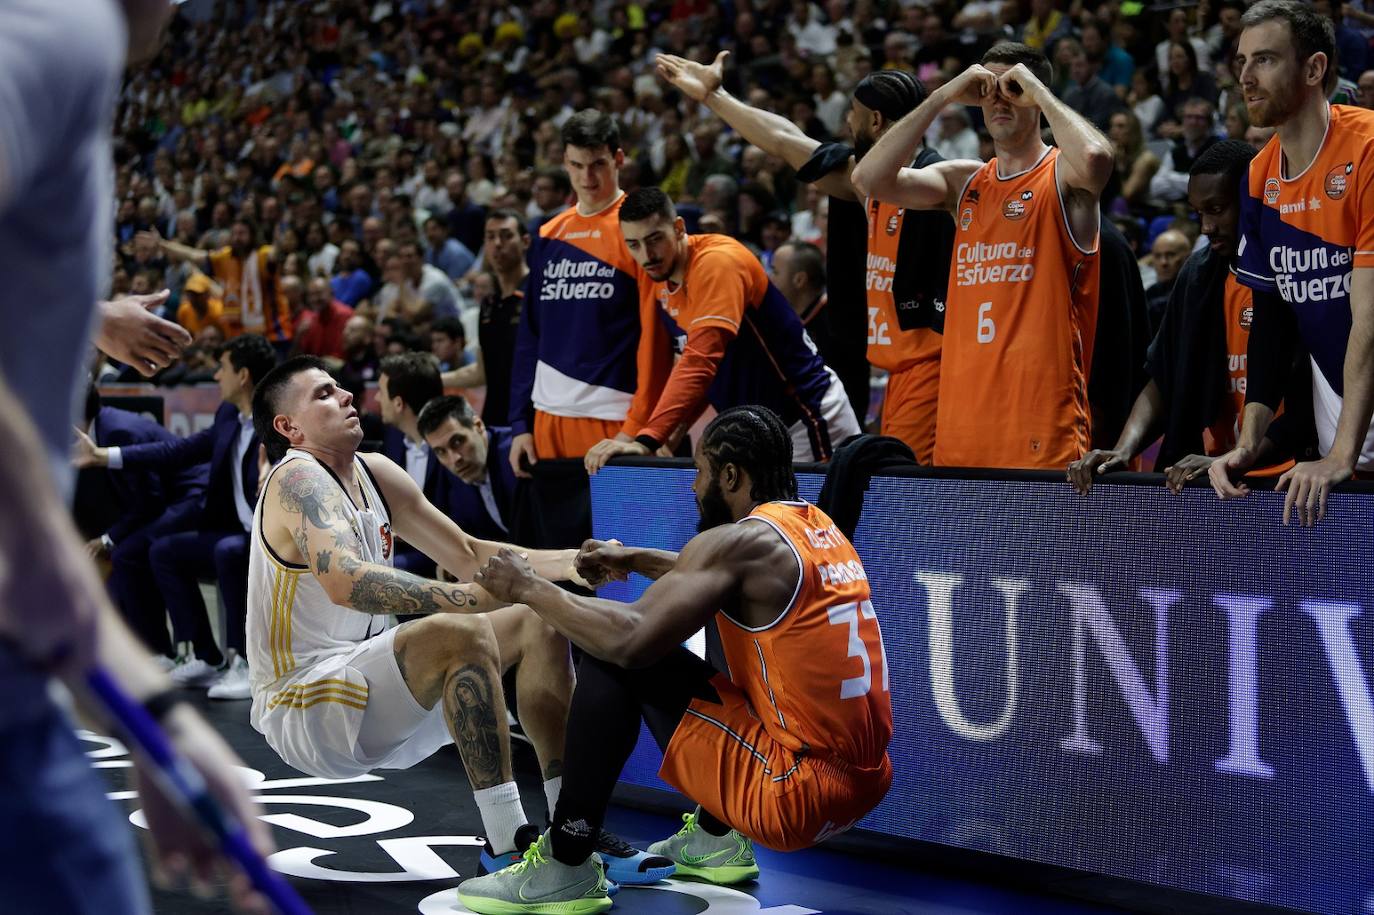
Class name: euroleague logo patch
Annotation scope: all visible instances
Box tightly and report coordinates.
[1326,162,1354,200]
[1002,190,1033,220]
[1240,305,1253,330]
[1264,178,1281,205]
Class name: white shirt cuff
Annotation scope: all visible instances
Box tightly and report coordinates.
[106,446,123,469]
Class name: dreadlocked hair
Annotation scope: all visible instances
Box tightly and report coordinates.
[700,406,798,502]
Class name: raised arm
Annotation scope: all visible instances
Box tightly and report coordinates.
[996,64,1114,247]
[656,51,856,201]
[265,458,504,614]
[359,451,578,583]
[138,228,210,272]
[850,65,990,211]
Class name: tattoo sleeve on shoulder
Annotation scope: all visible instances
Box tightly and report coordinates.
[278,463,340,529]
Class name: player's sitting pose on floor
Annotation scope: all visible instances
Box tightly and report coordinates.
[459,405,893,914]
[247,356,672,883]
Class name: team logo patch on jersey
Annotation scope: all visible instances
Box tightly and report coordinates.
[1002,192,1031,220]
[379,522,393,560]
[1264,178,1280,205]
[960,207,974,230]
[886,213,900,235]
[1240,305,1253,330]
[1326,162,1353,200]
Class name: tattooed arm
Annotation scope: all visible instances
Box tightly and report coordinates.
[263,458,507,615]
[358,451,581,583]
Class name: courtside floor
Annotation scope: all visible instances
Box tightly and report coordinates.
[85,694,1269,915]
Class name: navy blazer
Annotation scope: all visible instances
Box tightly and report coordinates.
[442,428,517,542]
[94,407,209,543]
[118,401,258,533]
[381,426,453,564]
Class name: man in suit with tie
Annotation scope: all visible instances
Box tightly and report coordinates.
[75,334,278,698]
[417,395,519,542]
[377,352,461,577]
[80,386,209,662]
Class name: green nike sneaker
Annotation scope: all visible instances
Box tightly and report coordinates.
[647,808,760,885]
[456,830,612,915]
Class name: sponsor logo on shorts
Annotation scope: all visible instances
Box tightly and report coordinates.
[1264,178,1281,205]
[1325,162,1353,200]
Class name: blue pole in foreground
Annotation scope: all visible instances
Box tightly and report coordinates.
[85,667,314,915]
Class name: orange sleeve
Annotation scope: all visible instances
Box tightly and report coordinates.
[637,325,735,447]
[619,274,673,437]
[678,249,750,333]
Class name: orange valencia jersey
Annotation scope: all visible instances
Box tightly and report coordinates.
[935,146,1100,469]
[208,245,293,342]
[865,197,943,373]
[1202,273,1253,455]
[721,501,893,771]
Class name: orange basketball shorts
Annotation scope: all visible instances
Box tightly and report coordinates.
[658,673,892,852]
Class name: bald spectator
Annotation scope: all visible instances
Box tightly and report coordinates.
[339,313,381,390]
[291,277,354,359]
[1145,230,1192,335]
[1150,98,1220,202]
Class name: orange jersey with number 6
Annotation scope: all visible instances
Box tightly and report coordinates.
[935,147,1099,469]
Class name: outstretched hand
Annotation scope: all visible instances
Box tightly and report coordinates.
[95,291,192,377]
[575,539,631,587]
[474,548,538,603]
[656,50,729,103]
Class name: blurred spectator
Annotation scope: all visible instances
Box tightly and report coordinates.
[1129,67,1167,135]
[1060,38,1127,132]
[1359,70,1374,110]
[303,221,339,279]
[1082,19,1134,91]
[1223,101,1251,140]
[445,171,489,255]
[1019,0,1072,50]
[1110,111,1161,210]
[430,316,473,372]
[1313,0,1368,81]
[1155,8,1212,81]
[1150,99,1220,203]
[340,314,381,389]
[330,238,373,307]
[291,277,354,361]
[423,216,476,282]
[1160,41,1219,133]
[176,272,229,339]
[377,239,464,327]
[1145,230,1193,334]
[1245,123,1277,151]
[527,167,572,235]
[932,107,981,160]
[686,122,736,199]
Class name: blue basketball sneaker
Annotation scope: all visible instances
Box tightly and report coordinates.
[595,829,676,885]
[477,823,543,876]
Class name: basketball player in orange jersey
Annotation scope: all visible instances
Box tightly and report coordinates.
[853,42,1116,469]
[656,52,954,461]
[456,406,892,915]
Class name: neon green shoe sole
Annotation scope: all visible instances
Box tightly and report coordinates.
[671,861,761,885]
[456,891,613,915]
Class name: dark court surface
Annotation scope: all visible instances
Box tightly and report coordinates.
[81,694,1288,915]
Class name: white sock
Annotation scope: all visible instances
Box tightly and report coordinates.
[473,781,528,854]
[543,776,562,820]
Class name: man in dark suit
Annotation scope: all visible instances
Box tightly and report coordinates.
[75,334,278,698]
[80,387,208,661]
[418,395,519,541]
[377,351,459,576]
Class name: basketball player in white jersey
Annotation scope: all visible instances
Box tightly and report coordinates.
[247,355,581,865]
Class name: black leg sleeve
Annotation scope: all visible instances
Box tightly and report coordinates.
[550,648,719,865]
